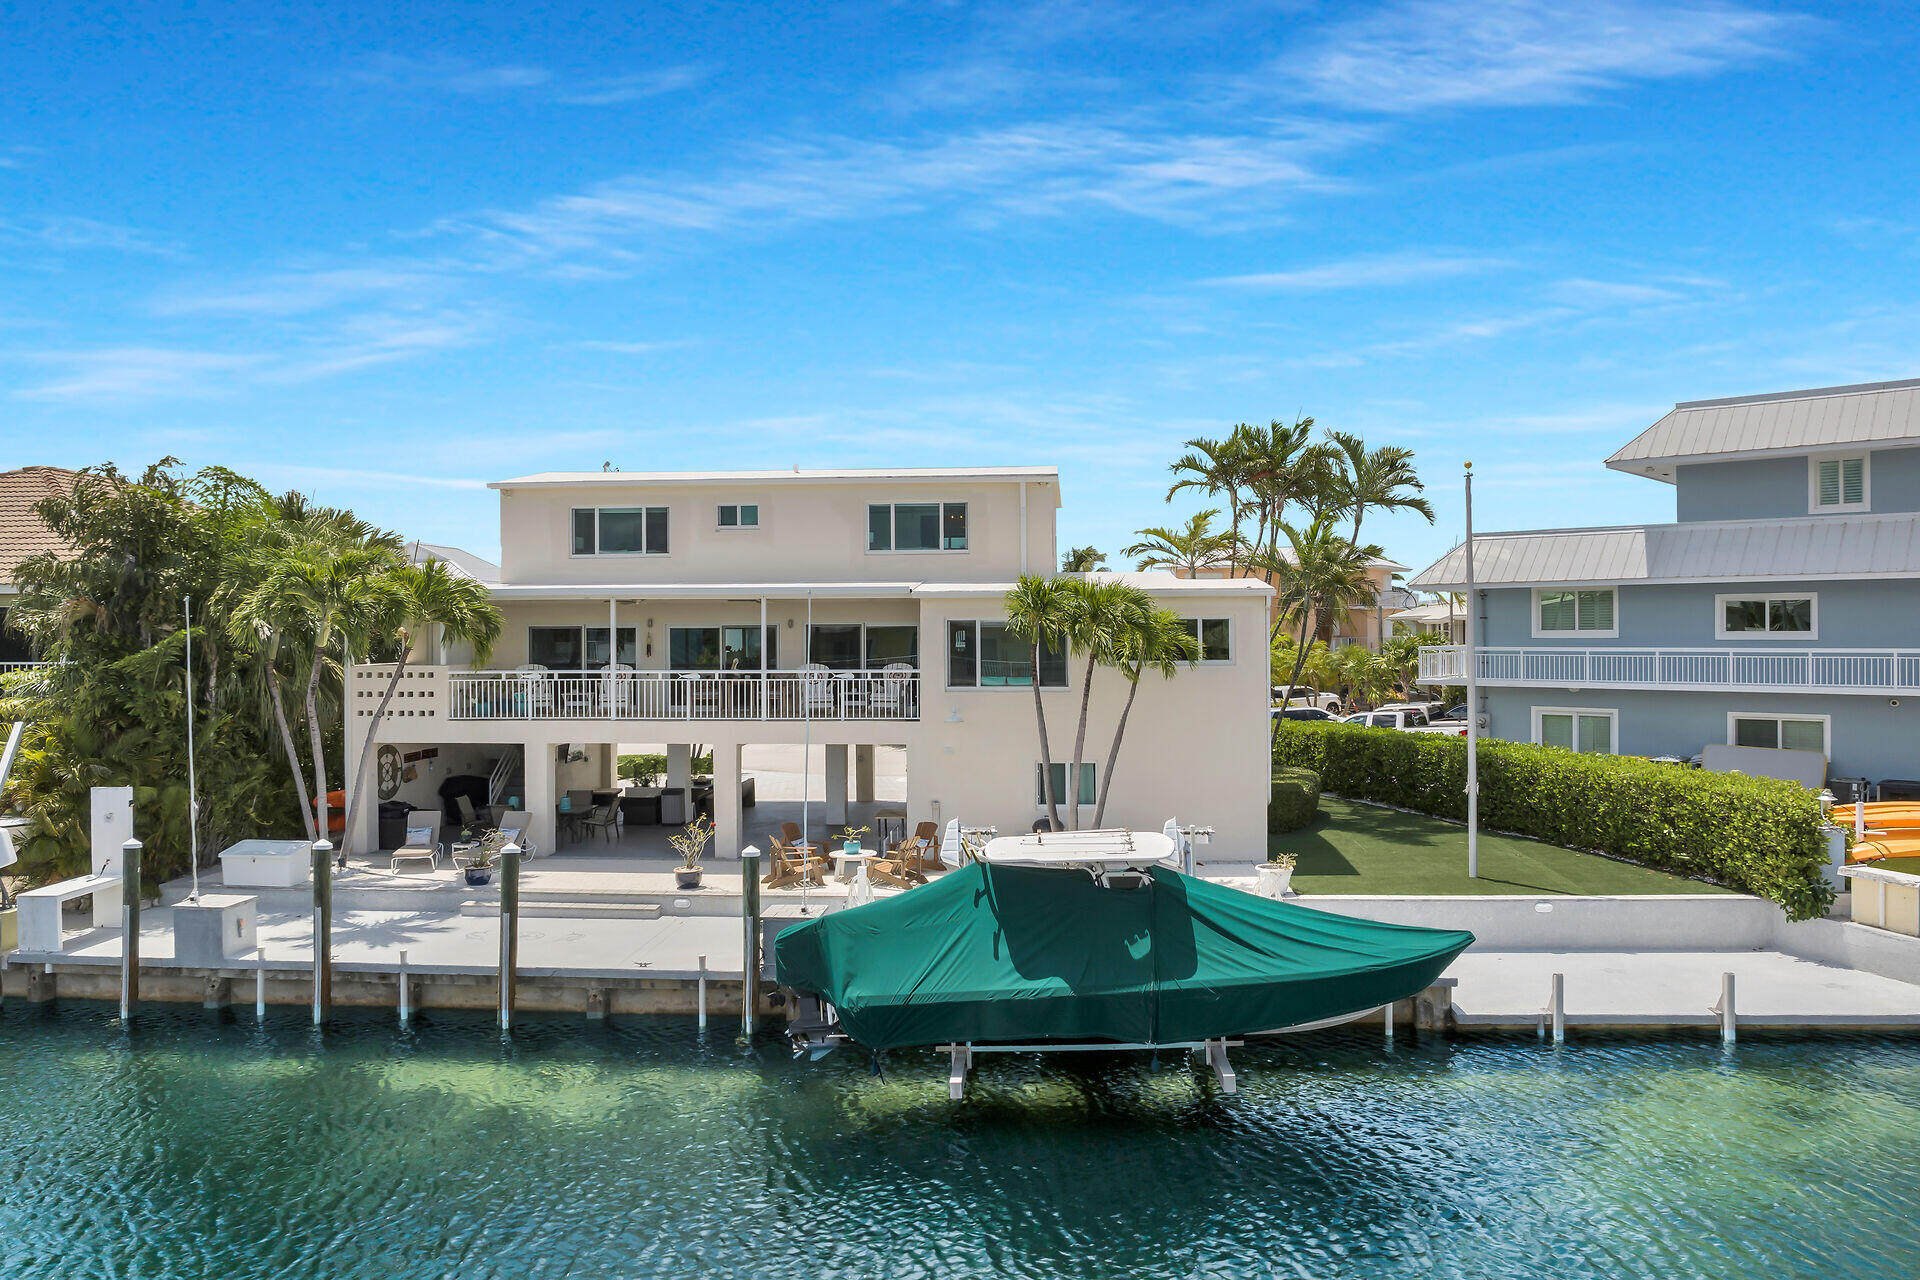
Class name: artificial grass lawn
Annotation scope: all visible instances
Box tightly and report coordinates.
[1277,795,1736,897]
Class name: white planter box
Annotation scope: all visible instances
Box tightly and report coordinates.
[219,840,313,889]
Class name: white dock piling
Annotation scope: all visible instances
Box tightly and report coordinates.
[1550,972,1565,1044]
[697,954,708,1030]
[1714,971,1736,1043]
[255,946,267,1020]
[740,847,761,1039]
[1383,1001,1394,1043]
[398,948,411,1027]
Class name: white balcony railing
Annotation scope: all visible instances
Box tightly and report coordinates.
[444,668,921,722]
[1418,645,1920,695]
[0,662,47,673]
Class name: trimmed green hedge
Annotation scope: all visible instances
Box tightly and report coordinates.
[617,752,714,784]
[1269,766,1322,834]
[1272,722,1834,920]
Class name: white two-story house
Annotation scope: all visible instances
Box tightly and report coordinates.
[1412,379,1920,790]
[345,467,1272,862]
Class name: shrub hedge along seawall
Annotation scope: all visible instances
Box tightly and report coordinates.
[1268,767,1321,834]
[1272,722,1834,920]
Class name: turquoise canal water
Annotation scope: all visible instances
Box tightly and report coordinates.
[2,1007,1919,1279]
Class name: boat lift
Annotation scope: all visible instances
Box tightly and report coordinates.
[938,1038,1243,1100]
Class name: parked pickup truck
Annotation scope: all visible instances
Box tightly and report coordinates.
[1343,707,1469,736]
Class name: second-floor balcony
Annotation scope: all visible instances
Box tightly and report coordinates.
[371,666,923,723]
[1419,645,1920,696]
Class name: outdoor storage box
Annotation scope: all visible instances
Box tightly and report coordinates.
[173,893,258,966]
[219,839,313,889]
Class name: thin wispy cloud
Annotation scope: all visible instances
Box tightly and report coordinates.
[154,267,445,316]
[579,338,697,354]
[1287,0,1801,112]
[14,347,264,401]
[1208,252,1510,291]
[556,67,709,105]
[1548,277,1686,306]
[441,119,1361,272]
[333,53,551,95]
[0,214,179,257]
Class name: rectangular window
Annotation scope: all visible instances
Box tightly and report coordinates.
[1535,588,1616,637]
[717,503,759,528]
[947,620,1066,688]
[1035,762,1097,808]
[1534,707,1615,754]
[1716,594,1816,640]
[807,624,864,670]
[865,624,919,669]
[1181,617,1232,662]
[571,507,669,555]
[1810,455,1868,512]
[721,625,776,670]
[529,626,585,669]
[867,502,968,552]
[669,627,722,670]
[1730,714,1828,755]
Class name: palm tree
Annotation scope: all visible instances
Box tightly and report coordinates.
[1260,518,1383,722]
[340,559,502,855]
[1322,430,1435,545]
[1237,417,1315,574]
[1092,607,1198,827]
[1059,579,1153,829]
[233,540,399,844]
[1060,546,1107,573]
[1166,433,1255,575]
[1123,509,1235,574]
[1002,575,1075,832]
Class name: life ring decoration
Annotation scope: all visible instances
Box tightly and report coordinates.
[376,744,403,800]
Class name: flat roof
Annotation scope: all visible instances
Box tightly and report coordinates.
[490,466,1060,491]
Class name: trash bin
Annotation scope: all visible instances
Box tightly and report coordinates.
[660,787,687,825]
[378,801,413,851]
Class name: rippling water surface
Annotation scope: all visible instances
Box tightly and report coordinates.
[2,1005,1918,1278]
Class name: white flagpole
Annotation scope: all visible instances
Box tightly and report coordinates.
[1463,464,1479,879]
[185,596,201,902]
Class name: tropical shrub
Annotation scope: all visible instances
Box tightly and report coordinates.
[1268,766,1321,834]
[1272,721,1834,920]
[617,752,713,784]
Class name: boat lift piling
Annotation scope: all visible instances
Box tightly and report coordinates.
[255,945,267,1021]
[740,847,761,1039]
[398,948,411,1027]
[119,838,141,1021]
[311,839,333,1025]
[1712,972,1736,1043]
[697,954,708,1030]
[1544,972,1565,1044]
[499,842,521,1032]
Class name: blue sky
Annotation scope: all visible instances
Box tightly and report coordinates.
[3,0,1914,576]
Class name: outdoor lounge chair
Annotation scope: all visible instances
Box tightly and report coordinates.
[867,662,915,717]
[870,838,928,889]
[894,822,944,878]
[454,794,495,830]
[798,663,836,717]
[391,810,443,873]
[763,836,830,890]
[498,809,536,858]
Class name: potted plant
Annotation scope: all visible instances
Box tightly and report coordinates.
[670,813,714,889]
[1255,851,1297,899]
[836,824,869,856]
[462,828,509,887]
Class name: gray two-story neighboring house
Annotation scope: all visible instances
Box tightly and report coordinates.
[1410,378,1920,789]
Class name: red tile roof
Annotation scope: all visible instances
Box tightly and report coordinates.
[0,466,80,586]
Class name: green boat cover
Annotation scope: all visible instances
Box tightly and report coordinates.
[774,863,1474,1050]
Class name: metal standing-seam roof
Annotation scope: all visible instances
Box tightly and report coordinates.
[1608,378,1920,481]
[1408,510,1920,589]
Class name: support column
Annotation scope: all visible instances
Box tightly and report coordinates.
[853,745,875,804]
[712,741,743,862]
[667,743,692,792]
[524,739,557,856]
[825,744,848,826]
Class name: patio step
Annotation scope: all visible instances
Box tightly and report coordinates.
[459,900,663,920]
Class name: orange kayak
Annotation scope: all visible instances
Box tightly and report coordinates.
[1851,830,1920,863]
[1854,802,1920,827]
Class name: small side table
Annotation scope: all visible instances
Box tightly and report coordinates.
[450,841,483,869]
